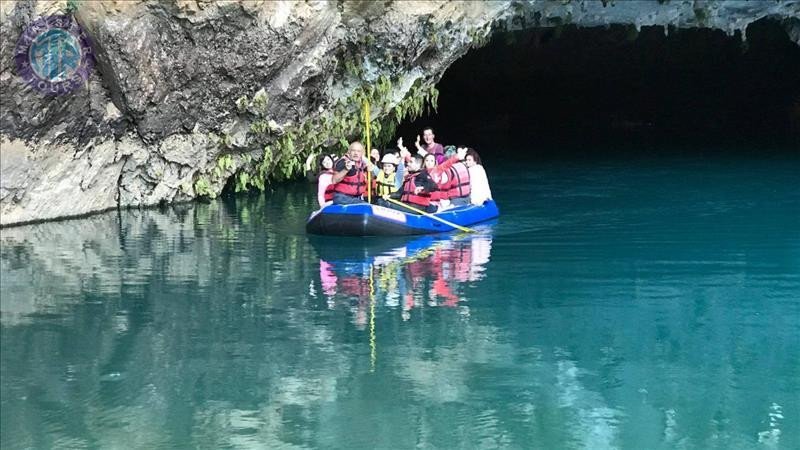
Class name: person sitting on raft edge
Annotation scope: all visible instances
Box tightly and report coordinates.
[330,141,368,205]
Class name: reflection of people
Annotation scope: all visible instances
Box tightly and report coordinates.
[469,235,492,281]
[312,231,494,322]
[319,260,338,298]
[431,248,460,307]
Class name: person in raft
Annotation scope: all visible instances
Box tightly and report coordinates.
[386,154,438,213]
[442,146,472,207]
[418,145,472,208]
[463,147,493,205]
[421,152,446,210]
[316,154,337,208]
[371,153,405,207]
[415,126,445,164]
[330,141,368,204]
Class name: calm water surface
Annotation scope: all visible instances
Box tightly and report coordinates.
[1,153,798,449]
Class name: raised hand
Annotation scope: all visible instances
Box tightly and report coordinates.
[457,147,467,160]
[415,134,423,150]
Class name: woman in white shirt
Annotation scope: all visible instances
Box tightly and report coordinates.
[316,154,336,208]
[464,148,492,205]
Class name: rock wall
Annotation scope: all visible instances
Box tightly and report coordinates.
[1,0,798,226]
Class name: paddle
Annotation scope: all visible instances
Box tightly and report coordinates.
[363,100,372,204]
[384,197,475,233]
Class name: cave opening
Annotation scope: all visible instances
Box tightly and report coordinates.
[396,19,800,159]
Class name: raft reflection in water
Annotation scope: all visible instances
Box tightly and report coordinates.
[309,226,494,326]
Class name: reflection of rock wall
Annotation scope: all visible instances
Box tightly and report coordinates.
[2,0,798,226]
[0,210,124,322]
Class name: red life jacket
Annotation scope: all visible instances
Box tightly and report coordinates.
[446,162,471,199]
[430,185,445,202]
[429,169,449,202]
[322,169,335,202]
[332,159,366,197]
[400,173,431,207]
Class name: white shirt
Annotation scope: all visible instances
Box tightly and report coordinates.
[468,164,492,205]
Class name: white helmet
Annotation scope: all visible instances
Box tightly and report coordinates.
[381,154,399,165]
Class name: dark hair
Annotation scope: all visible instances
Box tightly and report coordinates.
[422,126,434,134]
[466,148,482,166]
[411,154,424,165]
[318,153,335,169]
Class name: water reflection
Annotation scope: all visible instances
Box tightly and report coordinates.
[310,229,493,327]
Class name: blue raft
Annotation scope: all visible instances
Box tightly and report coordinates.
[306,200,499,236]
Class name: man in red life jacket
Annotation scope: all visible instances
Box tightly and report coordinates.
[330,141,367,204]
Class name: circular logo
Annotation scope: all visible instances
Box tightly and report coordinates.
[14,15,95,96]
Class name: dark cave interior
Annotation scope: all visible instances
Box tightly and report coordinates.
[395,19,800,158]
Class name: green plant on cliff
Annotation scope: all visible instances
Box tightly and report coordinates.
[66,0,81,14]
[235,172,250,193]
[194,176,214,198]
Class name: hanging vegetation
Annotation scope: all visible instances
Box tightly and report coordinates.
[205,54,441,197]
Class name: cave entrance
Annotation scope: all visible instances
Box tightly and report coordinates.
[395,19,800,159]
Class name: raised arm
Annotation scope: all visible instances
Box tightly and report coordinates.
[394,162,405,190]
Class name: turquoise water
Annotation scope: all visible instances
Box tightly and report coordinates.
[1,153,798,449]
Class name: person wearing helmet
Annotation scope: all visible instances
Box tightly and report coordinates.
[375,153,404,197]
[361,149,406,207]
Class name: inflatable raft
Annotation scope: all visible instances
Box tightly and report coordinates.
[306,200,499,236]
